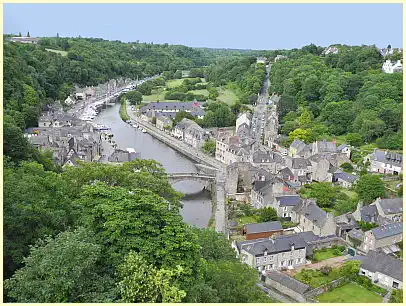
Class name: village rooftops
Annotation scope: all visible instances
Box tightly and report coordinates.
[372,149,403,166]
[140,101,206,116]
[244,221,282,234]
[264,271,310,295]
[313,139,337,153]
[291,157,311,169]
[360,204,379,223]
[333,172,358,183]
[290,139,306,150]
[237,233,307,256]
[376,198,403,215]
[360,251,403,281]
[293,199,330,228]
[108,149,139,163]
[370,222,403,239]
[276,195,302,207]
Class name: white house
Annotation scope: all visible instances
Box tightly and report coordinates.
[235,112,251,134]
[382,59,403,74]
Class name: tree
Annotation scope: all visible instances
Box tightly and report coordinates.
[341,162,354,173]
[288,128,313,143]
[257,207,278,222]
[118,251,186,303]
[173,70,182,79]
[202,139,216,156]
[390,289,403,303]
[192,228,237,261]
[297,108,314,129]
[26,31,30,37]
[299,182,343,208]
[359,221,379,232]
[4,228,116,303]
[202,102,236,128]
[345,133,363,147]
[355,174,385,204]
[173,110,195,126]
[125,90,143,105]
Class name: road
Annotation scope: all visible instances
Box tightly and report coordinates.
[250,65,271,145]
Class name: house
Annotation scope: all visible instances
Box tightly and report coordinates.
[264,271,310,302]
[140,110,155,123]
[252,150,284,174]
[374,198,403,223]
[38,115,53,127]
[156,115,172,131]
[75,93,85,100]
[8,36,40,44]
[346,228,365,249]
[274,195,302,219]
[312,139,337,155]
[288,139,311,158]
[366,149,403,175]
[256,57,267,64]
[107,149,140,163]
[337,143,351,159]
[382,59,403,74]
[284,157,312,184]
[352,202,389,225]
[277,167,295,182]
[291,199,336,236]
[184,121,206,149]
[362,222,402,253]
[274,55,288,62]
[332,172,359,188]
[233,233,308,273]
[235,112,251,133]
[217,136,255,166]
[251,177,296,209]
[358,251,403,289]
[334,213,360,238]
[309,154,336,183]
[322,46,339,55]
[172,118,195,140]
[139,101,206,119]
[242,221,283,240]
[64,96,75,105]
[236,123,251,138]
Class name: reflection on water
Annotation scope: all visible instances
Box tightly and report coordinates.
[93,103,212,228]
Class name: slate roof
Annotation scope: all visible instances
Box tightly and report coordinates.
[371,222,403,239]
[377,198,403,215]
[140,102,206,117]
[333,172,358,183]
[347,228,364,241]
[293,199,329,228]
[279,167,294,178]
[290,139,306,150]
[314,140,337,153]
[238,233,307,256]
[276,195,302,207]
[360,251,403,281]
[360,204,379,223]
[108,149,139,162]
[244,221,283,234]
[337,143,349,151]
[253,151,283,164]
[265,271,310,294]
[291,158,311,169]
[372,150,403,166]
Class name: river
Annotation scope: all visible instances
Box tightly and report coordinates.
[93,103,212,228]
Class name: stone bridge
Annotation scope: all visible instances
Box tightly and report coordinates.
[167,173,216,184]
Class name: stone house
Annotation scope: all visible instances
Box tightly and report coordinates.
[352,203,385,225]
[284,157,312,184]
[312,140,338,155]
[332,171,359,188]
[309,155,335,183]
[264,271,310,302]
[288,139,312,158]
[140,101,206,119]
[235,112,251,133]
[242,221,283,240]
[172,118,195,140]
[361,222,403,253]
[337,143,351,159]
[374,198,403,223]
[359,251,403,289]
[252,150,284,174]
[273,195,302,219]
[64,96,75,105]
[291,199,336,237]
[236,123,251,138]
[277,167,295,182]
[219,137,255,166]
[382,59,403,74]
[365,149,403,175]
[251,177,296,209]
[233,233,308,273]
[107,149,140,164]
[184,122,206,149]
[156,115,172,131]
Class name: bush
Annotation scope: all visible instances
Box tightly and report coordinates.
[354,275,388,296]
[320,266,332,275]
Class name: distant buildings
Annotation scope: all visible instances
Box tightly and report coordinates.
[256,57,267,64]
[361,222,402,253]
[242,221,283,240]
[322,46,339,55]
[8,36,40,44]
[139,101,206,120]
[365,149,403,175]
[274,55,288,62]
[382,59,403,74]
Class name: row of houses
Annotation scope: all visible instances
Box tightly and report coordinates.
[382,59,403,74]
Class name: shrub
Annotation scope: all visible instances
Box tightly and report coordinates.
[320,266,332,275]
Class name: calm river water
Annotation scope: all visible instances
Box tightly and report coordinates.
[93,103,212,228]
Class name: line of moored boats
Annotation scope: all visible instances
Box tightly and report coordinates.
[126,120,146,133]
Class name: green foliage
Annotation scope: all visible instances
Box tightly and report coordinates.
[288,128,313,143]
[354,275,388,296]
[125,90,143,105]
[257,207,278,222]
[354,174,385,204]
[119,97,130,121]
[173,110,195,126]
[202,139,216,156]
[359,221,379,232]
[4,228,116,303]
[201,102,236,127]
[346,133,363,147]
[118,251,186,303]
[341,162,354,173]
[390,289,403,303]
[299,182,344,208]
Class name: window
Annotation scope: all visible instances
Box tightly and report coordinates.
[393,281,399,289]
[288,260,293,266]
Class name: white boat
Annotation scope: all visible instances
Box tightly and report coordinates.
[142,129,146,133]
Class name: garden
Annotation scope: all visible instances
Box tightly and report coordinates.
[315,282,383,303]
[311,246,345,262]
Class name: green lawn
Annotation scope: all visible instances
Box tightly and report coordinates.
[142,87,166,102]
[217,87,239,105]
[167,79,184,88]
[340,189,358,201]
[312,248,342,262]
[45,48,68,56]
[189,89,209,96]
[294,268,342,288]
[316,283,383,303]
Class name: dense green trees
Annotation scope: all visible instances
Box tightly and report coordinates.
[354,174,385,204]
[125,90,143,105]
[4,160,270,303]
[271,45,402,149]
[201,102,236,128]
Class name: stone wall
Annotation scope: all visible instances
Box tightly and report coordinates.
[304,276,350,299]
[265,277,308,302]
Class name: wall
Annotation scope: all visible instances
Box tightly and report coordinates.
[245,230,283,240]
[265,277,308,302]
[304,276,350,299]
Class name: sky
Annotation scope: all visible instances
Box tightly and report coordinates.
[4,3,403,50]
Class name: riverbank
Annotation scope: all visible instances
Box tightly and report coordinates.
[119,97,130,121]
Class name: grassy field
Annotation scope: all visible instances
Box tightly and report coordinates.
[167,79,184,88]
[340,189,358,201]
[217,87,239,105]
[316,283,383,303]
[312,248,342,262]
[45,48,68,56]
[189,89,209,96]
